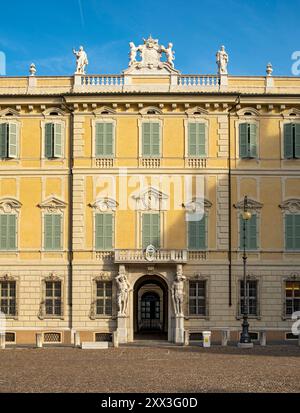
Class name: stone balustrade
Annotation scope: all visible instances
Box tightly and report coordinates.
[139,158,161,168]
[95,158,114,168]
[178,75,219,87]
[80,75,124,86]
[114,249,188,263]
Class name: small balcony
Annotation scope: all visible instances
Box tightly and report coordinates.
[114,249,188,264]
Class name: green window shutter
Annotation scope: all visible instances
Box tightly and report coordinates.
[248,214,257,250]
[0,215,7,249]
[7,215,16,250]
[53,123,62,158]
[142,123,160,157]
[295,215,300,249]
[44,215,53,250]
[142,214,160,248]
[151,123,160,156]
[142,213,151,248]
[103,214,113,249]
[188,123,206,156]
[95,123,114,157]
[284,124,293,159]
[53,215,62,249]
[95,214,113,250]
[239,123,248,158]
[240,214,257,250]
[0,215,16,250]
[8,123,17,158]
[0,123,7,158]
[285,215,294,250]
[142,123,151,157]
[294,124,300,158]
[45,123,53,158]
[249,124,257,158]
[188,123,197,156]
[104,123,113,156]
[151,213,160,248]
[188,215,206,250]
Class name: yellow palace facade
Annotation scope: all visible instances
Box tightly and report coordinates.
[0,38,299,346]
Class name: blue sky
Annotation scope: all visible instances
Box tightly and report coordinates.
[1,0,300,77]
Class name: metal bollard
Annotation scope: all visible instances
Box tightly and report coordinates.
[113,331,119,348]
[36,333,43,348]
[0,333,5,349]
[221,330,230,346]
[184,330,189,346]
[259,331,267,346]
[75,331,81,347]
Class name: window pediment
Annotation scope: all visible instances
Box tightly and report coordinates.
[38,196,67,213]
[132,186,168,210]
[43,272,62,282]
[93,106,117,116]
[185,106,209,116]
[279,198,300,213]
[0,198,22,213]
[42,107,65,117]
[237,107,260,118]
[89,197,118,212]
[0,108,20,118]
[282,108,300,118]
[234,198,263,212]
[183,198,212,213]
[139,106,163,115]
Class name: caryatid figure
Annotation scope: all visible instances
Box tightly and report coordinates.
[73,46,88,74]
[116,266,131,316]
[216,45,229,75]
[172,265,186,316]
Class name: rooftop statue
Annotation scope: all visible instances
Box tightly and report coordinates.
[128,36,175,70]
[216,45,229,75]
[73,46,89,74]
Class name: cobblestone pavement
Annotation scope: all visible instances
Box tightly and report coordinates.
[0,345,299,393]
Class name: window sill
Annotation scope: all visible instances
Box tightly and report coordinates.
[236,315,261,320]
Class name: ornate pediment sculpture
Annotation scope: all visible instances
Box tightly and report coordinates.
[125,36,180,75]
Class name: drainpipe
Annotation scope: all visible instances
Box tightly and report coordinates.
[228,95,240,307]
[62,96,74,339]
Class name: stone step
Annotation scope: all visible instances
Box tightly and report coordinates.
[81,341,109,349]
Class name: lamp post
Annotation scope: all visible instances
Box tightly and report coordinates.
[238,195,254,348]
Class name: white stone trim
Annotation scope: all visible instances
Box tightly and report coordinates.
[235,118,260,160]
[137,117,163,158]
[40,118,66,159]
[0,119,21,159]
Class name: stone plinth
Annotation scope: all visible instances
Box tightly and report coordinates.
[237,342,254,349]
[174,315,184,344]
[113,331,119,348]
[75,331,81,347]
[117,315,128,343]
[221,329,230,346]
[81,342,108,349]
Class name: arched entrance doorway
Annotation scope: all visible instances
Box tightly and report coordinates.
[133,274,168,340]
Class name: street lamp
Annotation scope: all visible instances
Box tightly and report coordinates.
[238,195,254,348]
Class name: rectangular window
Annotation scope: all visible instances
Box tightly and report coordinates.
[0,123,18,159]
[240,280,258,316]
[0,281,16,316]
[95,122,114,157]
[188,123,206,157]
[284,123,300,159]
[239,123,257,159]
[44,214,62,250]
[239,214,258,250]
[142,122,160,157]
[188,215,207,250]
[142,213,160,249]
[96,281,112,316]
[0,214,17,250]
[285,214,300,251]
[45,123,63,159]
[285,281,300,316]
[189,281,206,316]
[45,281,62,316]
[95,213,113,250]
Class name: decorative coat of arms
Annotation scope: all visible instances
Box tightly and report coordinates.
[128,36,175,70]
